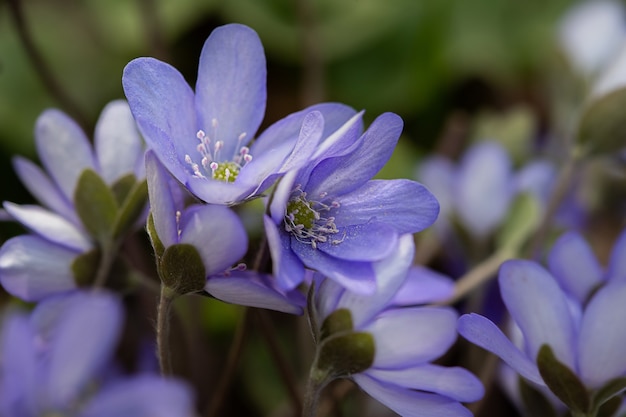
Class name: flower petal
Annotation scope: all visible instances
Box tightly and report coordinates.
[499,260,578,371]
[317,222,397,262]
[364,307,457,368]
[353,373,473,417]
[80,375,194,417]
[457,313,544,385]
[330,179,440,234]
[95,100,144,185]
[195,24,266,159]
[306,113,403,197]
[415,155,455,220]
[291,239,376,294]
[455,141,513,238]
[314,276,345,322]
[35,109,96,202]
[606,228,626,283]
[367,364,484,402]
[578,281,626,388]
[4,202,92,252]
[0,235,78,301]
[45,291,123,408]
[548,231,603,303]
[122,57,198,183]
[336,234,414,328]
[205,271,304,314]
[391,265,455,306]
[13,156,76,223]
[264,214,306,290]
[145,151,179,247]
[179,204,248,275]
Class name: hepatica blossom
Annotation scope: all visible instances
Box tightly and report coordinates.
[309,235,483,417]
[146,151,303,314]
[264,111,439,293]
[458,228,626,415]
[0,101,145,301]
[123,23,355,206]
[0,290,194,417]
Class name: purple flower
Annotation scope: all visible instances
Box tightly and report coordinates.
[0,290,194,417]
[123,23,355,206]
[311,235,483,417]
[458,230,626,410]
[146,150,303,314]
[0,101,145,301]
[416,140,555,240]
[264,111,439,293]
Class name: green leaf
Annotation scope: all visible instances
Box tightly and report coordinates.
[576,87,626,155]
[71,249,101,286]
[591,377,626,414]
[496,192,541,252]
[74,169,118,244]
[159,243,206,295]
[518,376,558,417]
[112,179,148,239]
[110,173,137,205]
[596,396,622,417]
[146,212,165,260]
[537,344,590,414]
[319,308,353,341]
[316,331,375,378]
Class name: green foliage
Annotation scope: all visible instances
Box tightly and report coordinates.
[576,87,626,155]
[496,192,541,252]
[316,331,375,379]
[74,169,118,244]
[159,243,207,295]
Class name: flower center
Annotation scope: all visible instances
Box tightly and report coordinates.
[284,187,344,249]
[184,118,253,182]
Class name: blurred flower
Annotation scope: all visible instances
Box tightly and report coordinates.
[416,140,555,240]
[310,235,483,417]
[0,101,145,301]
[146,151,304,314]
[264,111,439,293]
[458,229,626,413]
[0,290,194,417]
[123,23,355,206]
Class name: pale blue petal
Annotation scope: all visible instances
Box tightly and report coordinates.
[4,202,92,252]
[195,24,266,159]
[499,260,578,371]
[145,151,179,247]
[269,169,297,224]
[46,292,123,408]
[457,313,544,385]
[367,364,484,402]
[184,174,257,205]
[81,376,194,417]
[606,228,626,283]
[35,109,96,202]
[514,160,556,205]
[455,141,513,238]
[353,374,473,417]
[578,281,626,388]
[314,277,345,322]
[337,234,415,328]
[205,271,304,314]
[415,156,455,220]
[291,239,376,294]
[365,307,457,368]
[264,214,306,290]
[0,235,78,301]
[330,179,440,234]
[95,100,144,185]
[317,222,397,262]
[179,204,248,275]
[13,156,76,223]
[122,57,198,183]
[547,231,603,303]
[391,265,455,306]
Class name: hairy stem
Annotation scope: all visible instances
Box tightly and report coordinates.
[157,285,177,376]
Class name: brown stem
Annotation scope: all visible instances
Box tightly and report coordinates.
[297,0,325,107]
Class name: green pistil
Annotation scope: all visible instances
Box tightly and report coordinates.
[211,162,240,182]
[287,198,316,229]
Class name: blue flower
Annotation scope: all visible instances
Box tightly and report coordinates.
[458,230,626,409]
[0,290,194,417]
[146,151,304,313]
[311,235,483,417]
[0,101,145,301]
[123,23,355,206]
[264,111,439,293]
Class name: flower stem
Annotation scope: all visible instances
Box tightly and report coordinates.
[92,242,116,288]
[302,351,331,417]
[157,285,177,376]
